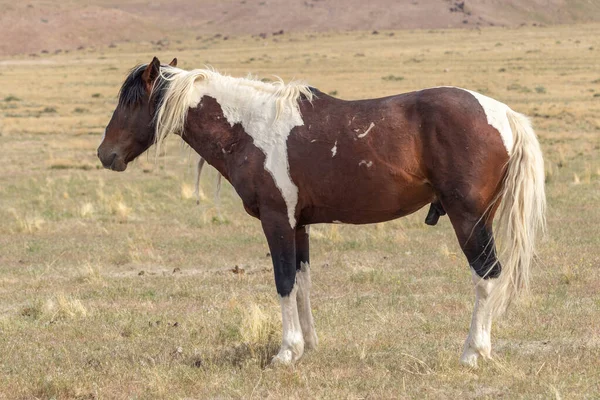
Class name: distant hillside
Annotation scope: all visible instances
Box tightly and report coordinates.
[1,0,600,56]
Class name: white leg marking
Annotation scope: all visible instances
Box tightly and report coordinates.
[272,284,304,365]
[296,261,318,350]
[460,268,495,368]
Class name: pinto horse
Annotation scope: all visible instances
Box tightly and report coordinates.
[98,57,545,368]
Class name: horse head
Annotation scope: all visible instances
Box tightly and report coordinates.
[97,56,177,171]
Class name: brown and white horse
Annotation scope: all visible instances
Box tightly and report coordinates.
[98,57,545,368]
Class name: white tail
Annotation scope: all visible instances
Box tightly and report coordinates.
[487,110,546,316]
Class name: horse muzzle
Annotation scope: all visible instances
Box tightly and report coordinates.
[98,150,128,172]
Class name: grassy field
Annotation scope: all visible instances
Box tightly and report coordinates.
[1,23,599,399]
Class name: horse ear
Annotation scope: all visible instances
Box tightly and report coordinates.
[141,57,161,92]
[169,58,177,67]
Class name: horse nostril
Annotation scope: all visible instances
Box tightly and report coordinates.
[99,152,118,169]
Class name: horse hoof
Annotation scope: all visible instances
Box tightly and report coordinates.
[270,350,295,367]
[459,348,479,368]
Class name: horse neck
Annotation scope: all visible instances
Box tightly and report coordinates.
[176,76,296,180]
[178,95,247,181]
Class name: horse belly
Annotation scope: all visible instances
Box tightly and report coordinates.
[299,175,434,225]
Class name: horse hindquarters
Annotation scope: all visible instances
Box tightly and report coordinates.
[431,108,545,367]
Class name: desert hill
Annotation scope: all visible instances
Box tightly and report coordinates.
[1,0,600,56]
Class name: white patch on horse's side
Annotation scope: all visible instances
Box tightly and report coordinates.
[331,141,337,157]
[357,122,375,138]
[310,139,316,143]
[185,72,310,228]
[274,284,304,364]
[358,160,373,168]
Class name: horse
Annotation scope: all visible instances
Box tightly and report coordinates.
[97,57,545,368]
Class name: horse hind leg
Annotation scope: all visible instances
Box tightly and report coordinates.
[441,195,501,367]
[461,220,500,367]
[461,241,499,368]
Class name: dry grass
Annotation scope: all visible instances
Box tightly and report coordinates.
[0,24,599,398]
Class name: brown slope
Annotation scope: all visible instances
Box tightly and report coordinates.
[1,0,600,57]
[0,2,164,57]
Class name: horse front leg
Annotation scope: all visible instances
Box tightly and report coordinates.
[261,212,304,365]
[295,225,318,350]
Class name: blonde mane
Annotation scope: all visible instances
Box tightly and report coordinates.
[153,66,314,155]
